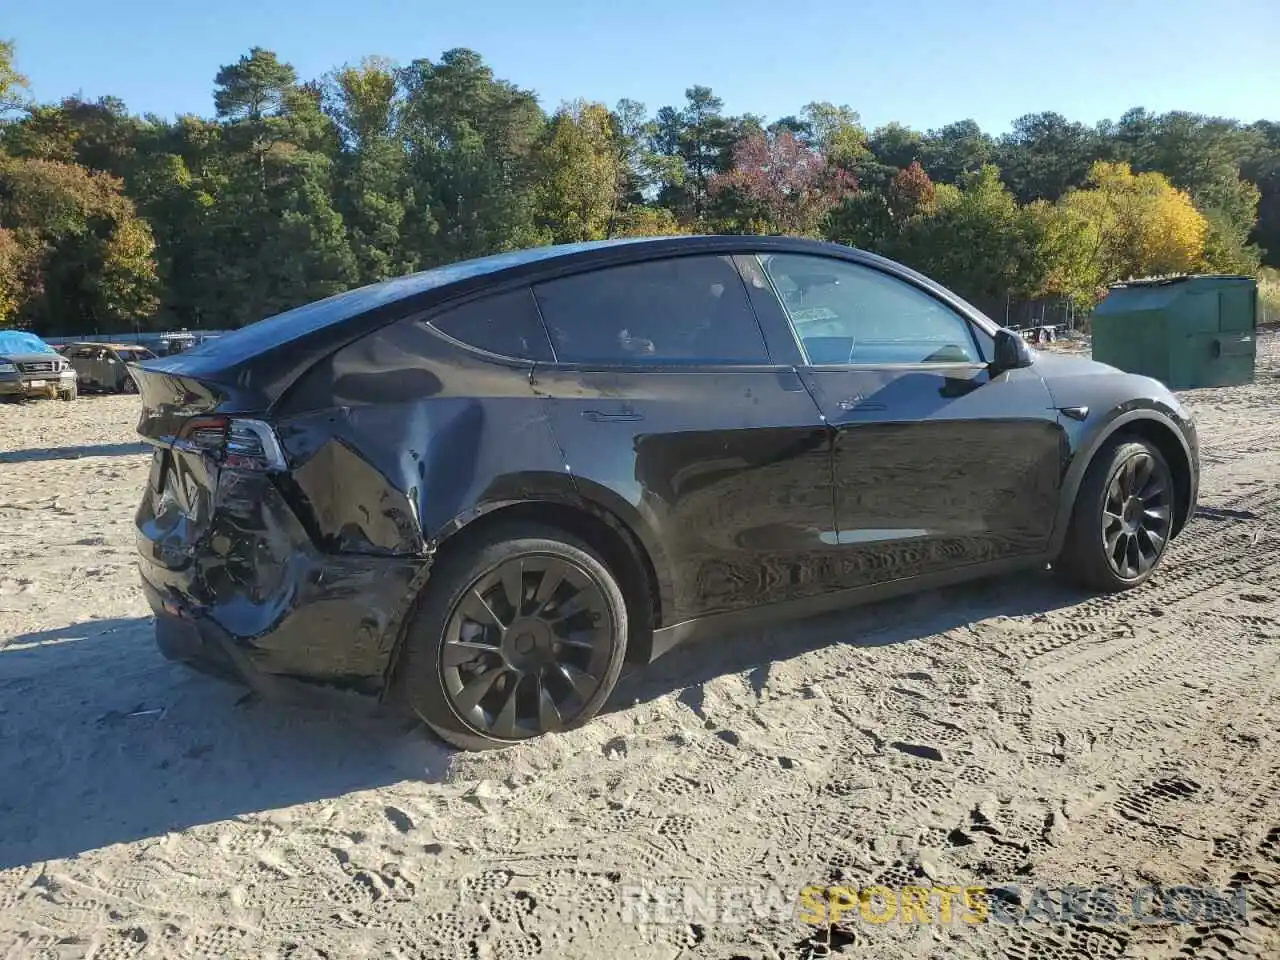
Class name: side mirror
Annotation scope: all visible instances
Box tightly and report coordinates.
[992,327,1034,374]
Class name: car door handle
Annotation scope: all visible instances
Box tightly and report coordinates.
[837,397,887,411]
[582,409,644,422]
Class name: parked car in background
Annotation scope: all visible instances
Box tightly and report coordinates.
[63,342,155,393]
[0,331,78,401]
[132,236,1200,750]
[140,333,203,357]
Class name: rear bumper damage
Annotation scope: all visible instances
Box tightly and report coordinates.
[136,464,426,699]
[148,606,397,714]
[141,555,425,702]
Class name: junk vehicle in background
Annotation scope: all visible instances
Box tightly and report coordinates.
[62,342,156,393]
[138,332,222,357]
[0,331,78,401]
[130,235,1200,749]
[43,331,223,358]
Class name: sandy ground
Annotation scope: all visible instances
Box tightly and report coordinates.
[2,340,1279,960]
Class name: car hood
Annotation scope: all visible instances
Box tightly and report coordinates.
[1029,350,1120,380]
[1031,349,1185,415]
[0,352,63,364]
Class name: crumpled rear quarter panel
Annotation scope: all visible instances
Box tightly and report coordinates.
[136,447,420,687]
[275,312,571,552]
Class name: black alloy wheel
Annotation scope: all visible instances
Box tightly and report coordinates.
[1056,437,1177,592]
[395,521,630,750]
[1101,449,1172,580]
[441,554,617,739]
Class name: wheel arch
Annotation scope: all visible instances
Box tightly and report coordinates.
[383,494,667,698]
[1051,408,1195,554]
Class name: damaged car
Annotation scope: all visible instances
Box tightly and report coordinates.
[63,342,154,393]
[0,330,78,401]
[133,236,1200,749]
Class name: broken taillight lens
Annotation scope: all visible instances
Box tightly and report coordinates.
[176,416,286,472]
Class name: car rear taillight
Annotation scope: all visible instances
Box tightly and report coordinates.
[176,416,287,472]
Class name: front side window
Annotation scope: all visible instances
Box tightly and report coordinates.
[429,288,553,362]
[533,255,768,365]
[758,254,980,365]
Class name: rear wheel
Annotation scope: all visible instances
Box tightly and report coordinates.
[395,521,629,750]
[1054,437,1175,591]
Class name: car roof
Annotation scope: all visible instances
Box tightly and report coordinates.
[140,235,995,411]
[65,342,151,350]
[147,236,906,370]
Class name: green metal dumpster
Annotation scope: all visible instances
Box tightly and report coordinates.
[1090,275,1257,389]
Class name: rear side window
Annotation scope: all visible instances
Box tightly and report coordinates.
[429,288,553,362]
[533,255,769,364]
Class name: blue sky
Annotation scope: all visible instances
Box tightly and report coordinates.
[8,0,1279,133]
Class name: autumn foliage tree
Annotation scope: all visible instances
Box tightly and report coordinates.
[1,34,1278,334]
[0,227,32,323]
[323,57,409,285]
[0,38,29,116]
[1061,161,1208,282]
[825,161,933,256]
[534,100,622,243]
[708,129,854,236]
[895,165,1044,302]
[1025,199,1102,306]
[0,156,158,331]
[888,161,936,218]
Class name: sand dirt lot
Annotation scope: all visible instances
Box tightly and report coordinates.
[2,338,1279,960]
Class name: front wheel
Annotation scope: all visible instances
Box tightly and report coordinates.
[1054,437,1175,591]
[394,521,629,750]
[59,383,77,402]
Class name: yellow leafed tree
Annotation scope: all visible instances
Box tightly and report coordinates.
[610,205,687,238]
[1061,161,1207,284]
[0,228,27,325]
[534,100,622,244]
[0,156,159,330]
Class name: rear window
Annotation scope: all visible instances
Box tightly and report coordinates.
[533,255,768,365]
[429,289,553,362]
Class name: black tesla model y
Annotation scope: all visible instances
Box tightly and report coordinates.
[134,236,1199,748]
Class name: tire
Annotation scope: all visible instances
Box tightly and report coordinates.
[121,374,138,394]
[394,521,629,750]
[1054,436,1175,592]
[60,383,77,402]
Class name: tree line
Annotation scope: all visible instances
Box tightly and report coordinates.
[0,39,1276,334]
